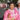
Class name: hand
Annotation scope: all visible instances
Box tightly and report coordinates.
[11,18,14,20]
[14,18,16,20]
[7,13,10,18]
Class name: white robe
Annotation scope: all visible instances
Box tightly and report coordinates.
[19,8,20,15]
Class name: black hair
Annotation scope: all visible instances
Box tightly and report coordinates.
[9,2,15,8]
[9,2,15,6]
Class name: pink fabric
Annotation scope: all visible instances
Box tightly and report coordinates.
[18,15,20,20]
[3,8,19,20]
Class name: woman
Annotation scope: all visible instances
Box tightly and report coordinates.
[17,1,20,20]
[3,2,19,20]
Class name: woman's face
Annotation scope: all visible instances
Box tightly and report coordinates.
[10,4,14,10]
[18,3,20,7]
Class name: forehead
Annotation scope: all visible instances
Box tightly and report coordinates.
[10,3,14,5]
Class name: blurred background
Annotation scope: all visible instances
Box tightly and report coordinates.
[0,0,18,20]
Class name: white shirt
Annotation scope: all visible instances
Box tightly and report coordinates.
[19,8,20,15]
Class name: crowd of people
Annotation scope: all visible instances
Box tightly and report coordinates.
[0,0,20,20]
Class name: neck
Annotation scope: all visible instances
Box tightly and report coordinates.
[11,9,13,10]
[10,8,13,10]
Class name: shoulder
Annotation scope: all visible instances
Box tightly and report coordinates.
[15,7,18,10]
[4,9,10,13]
[14,7,18,11]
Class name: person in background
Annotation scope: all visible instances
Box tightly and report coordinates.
[17,0,20,20]
[3,2,19,20]
[1,3,7,8]
[2,3,6,8]
[0,3,2,7]
[0,3,7,8]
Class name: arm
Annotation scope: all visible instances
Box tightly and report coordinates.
[15,8,19,20]
[3,10,8,20]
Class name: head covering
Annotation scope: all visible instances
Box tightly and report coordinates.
[17,0,20,4]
